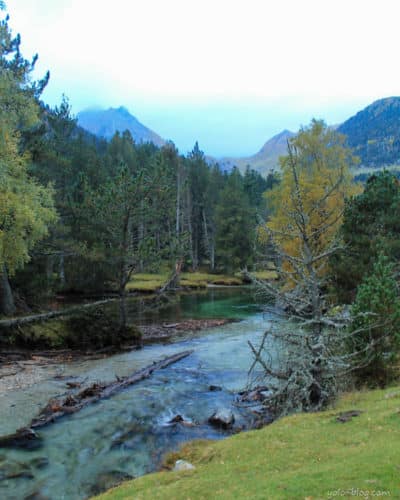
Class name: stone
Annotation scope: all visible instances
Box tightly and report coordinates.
[169,414,184,424]
[208,409,235,429]
[336,410,363,423]
[173,460,195,471]
[209,385,222,392]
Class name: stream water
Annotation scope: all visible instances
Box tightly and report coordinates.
[0,288,276,500]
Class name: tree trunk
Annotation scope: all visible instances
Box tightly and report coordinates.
[176,166,181,236]
[0,350,194,444]
[0,298,116,328]
[45,255,54,287]
[59,253,66,288]
[210,241,215,271]
[186,189,195,268]
[0,265,16,316]
[138,199,145,272]
[119,290,127,332]
[202,209,211,264]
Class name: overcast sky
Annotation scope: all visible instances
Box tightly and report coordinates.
[5,0,400,156]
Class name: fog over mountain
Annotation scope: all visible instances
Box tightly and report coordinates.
[77,107,165,147]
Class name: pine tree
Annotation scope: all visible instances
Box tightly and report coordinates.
[331,171,400,302]
[350,253,400,384]
[0,11,56,315]
[215,168,254,272]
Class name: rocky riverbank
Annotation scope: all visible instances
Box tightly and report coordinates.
[0,317,235,396]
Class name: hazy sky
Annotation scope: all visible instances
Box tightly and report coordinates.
[5,0,400,156]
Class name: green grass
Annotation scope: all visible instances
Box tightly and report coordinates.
[96,386,400,499]
[126,273,168,292]
[251,270,279,281]
[181,272,243,287]
[126,272,244,292]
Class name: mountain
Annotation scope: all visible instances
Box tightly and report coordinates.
[77,107,165,147]
[338,97,400,168]
[218,129,295,175]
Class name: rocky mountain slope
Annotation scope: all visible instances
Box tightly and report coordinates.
[77,107,165,147]
[338,97,400,167]
[78,97,400,175]
[218,129,295,175]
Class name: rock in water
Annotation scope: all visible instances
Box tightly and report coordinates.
[209,385,222,392]
[169,414,184,424]
[208,409,235,429]
[173,460,195,471]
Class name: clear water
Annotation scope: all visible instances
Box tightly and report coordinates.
[0,288,275,500]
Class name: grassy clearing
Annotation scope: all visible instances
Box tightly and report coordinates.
[251,270,279,281]
[126,273,168,292]
[126,268,278,293]
[96,386,400,499]
[181,272,243,287]
[126,272,244,292]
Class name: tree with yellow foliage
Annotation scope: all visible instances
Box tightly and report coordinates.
[248,120,360,415]
[0,10,56,315]
[260,119,359,327]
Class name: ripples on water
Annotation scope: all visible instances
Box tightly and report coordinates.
[0,288,276,499]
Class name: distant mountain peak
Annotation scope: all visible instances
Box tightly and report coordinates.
[114,105,132,116]
[217,129,294,176]
[77,106,165,147]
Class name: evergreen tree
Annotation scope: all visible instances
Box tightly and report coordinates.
[215,168,254,271]
[350,253,400,384]
[186,142,209,269]
[0,11,56,315]
[243,166,268,208]
[88,132,150,329]
[331,171,400,302]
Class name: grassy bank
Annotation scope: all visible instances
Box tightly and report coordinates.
[0,308,141,350]
[96,386,400,499]
[126,270,277,292]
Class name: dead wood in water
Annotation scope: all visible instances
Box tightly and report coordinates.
[31,349,193,429]
[0,350,193,448]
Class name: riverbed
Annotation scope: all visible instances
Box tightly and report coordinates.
[0,288,276,499]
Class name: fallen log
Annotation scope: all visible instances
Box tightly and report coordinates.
[32,349,193,428]
[0,298,116,329]
[0,349,193,449]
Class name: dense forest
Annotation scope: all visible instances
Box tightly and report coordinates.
[1,5,400,499]
[1,0,400,399]
[0,12,275,320]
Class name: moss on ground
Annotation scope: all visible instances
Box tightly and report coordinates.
[96,386,400,499]
[1,308,141,350]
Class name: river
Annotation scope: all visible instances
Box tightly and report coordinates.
[0,287,276,499]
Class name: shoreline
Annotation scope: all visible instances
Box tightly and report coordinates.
[0,317,235,396]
